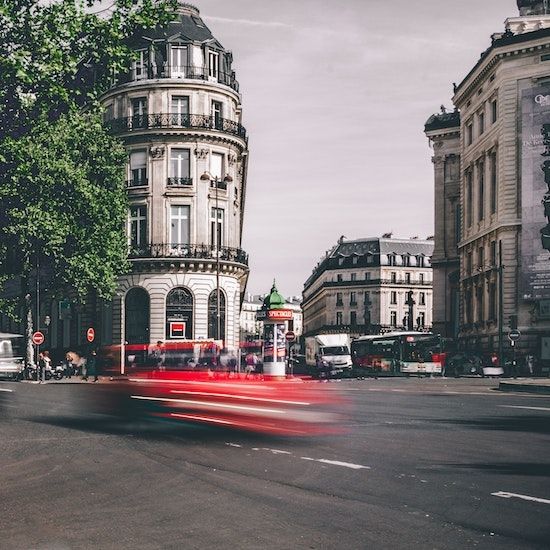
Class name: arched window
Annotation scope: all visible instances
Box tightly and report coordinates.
[125,287,150,344]
[207,290,226,342]
[166,287,193,339]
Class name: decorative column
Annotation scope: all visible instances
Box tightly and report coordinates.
[256,282,293,378]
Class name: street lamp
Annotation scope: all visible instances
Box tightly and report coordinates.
[200,171,233,346]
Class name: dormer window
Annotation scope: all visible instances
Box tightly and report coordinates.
[170,45,187,78]
[132,50,148,81]
[209,51,219,80]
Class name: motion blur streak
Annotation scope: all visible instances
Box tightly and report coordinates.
[170,413,235,425]
[169,390,311,406]
[130,395,286,414]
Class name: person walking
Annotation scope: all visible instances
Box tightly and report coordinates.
[63,352,73,378]
[84,350,99,382]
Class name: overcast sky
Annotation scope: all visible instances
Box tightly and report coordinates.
[103,0,521,298]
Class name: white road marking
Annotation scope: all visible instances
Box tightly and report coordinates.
[252,447,292,455]
[225,442,242,448]
[499,405,550,412]
[300,456,370,470]
[492,491,550,505]
[0,388,13,392]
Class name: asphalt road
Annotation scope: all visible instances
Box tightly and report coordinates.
[1,377,549,550]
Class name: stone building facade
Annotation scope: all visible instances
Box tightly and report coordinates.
[302,237,433,338]
[424,109,461,339]
[427,0,550,364]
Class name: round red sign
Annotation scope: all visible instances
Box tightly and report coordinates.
[285,331,296,342]
[32,331,44,345]
[86,328,95,343]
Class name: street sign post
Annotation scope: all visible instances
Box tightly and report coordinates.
[508,329,521,346]
[32,331,44,346]
[285,331,296,342]
[86,327,95,343]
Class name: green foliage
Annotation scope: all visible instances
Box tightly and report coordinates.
[0,0,178,316]
[0,109,129,300]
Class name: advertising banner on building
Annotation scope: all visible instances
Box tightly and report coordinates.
[521,85,550,300]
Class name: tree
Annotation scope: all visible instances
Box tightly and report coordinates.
[0,0,178,357]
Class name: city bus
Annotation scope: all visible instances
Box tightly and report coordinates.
[351,332,444,376]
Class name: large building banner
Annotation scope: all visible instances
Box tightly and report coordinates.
[521,85,550,300]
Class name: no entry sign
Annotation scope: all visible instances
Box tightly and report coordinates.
[285,331,296,342]
[32,331,44,346]
[86,327,95,343]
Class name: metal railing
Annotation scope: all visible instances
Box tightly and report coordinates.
[167,177,193,187]
[106,113,247,140]
[119,64,240,92]
[128,243,248,265]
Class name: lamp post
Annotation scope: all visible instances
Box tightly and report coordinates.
[200,171,233,346]
[498,240,504,367]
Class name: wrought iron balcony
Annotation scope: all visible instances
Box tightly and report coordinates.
[106,113,247,140]
[128,243,248,265]
[117,64,240,92]
[167,177,193,187]
[127,178,148,187]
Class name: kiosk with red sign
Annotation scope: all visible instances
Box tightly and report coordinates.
[256,282,292,378]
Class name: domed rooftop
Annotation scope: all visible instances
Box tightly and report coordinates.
[261,282,287,311]
[130,2,223,50]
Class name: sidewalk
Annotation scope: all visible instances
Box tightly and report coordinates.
[498,377,550,395]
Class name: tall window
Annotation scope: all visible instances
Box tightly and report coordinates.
[490,241,496,266]
[478,246,484,270]
[478,160,485,222]
[170,205,190,246]
[390,291,397,305]
[211,100,222,130]
[337,274,343,282]
[417,311,425,328]
[390,272,397,283]
[169,148,191,185]
[467,252,473,275]
[210,152,223,180]
[131,97,147,128]
[490,151,497,214]
[170,45,187,77]
[208,51,219,79]
[365,272,371,281]
[129,150,147,186]
[419,273,425,284]
[210,207,224,248]
[466,170,473,227]
[350,292,357,305]
[491,98,498,123]
[419,292,426,306]
[132,50,147,80]
[477,285,484,322]
[170,96,189,125]
[478,111,485,135]
[129,205,147,249]
[455,204,462,243]
[336,292,343,306]
[351,273,357,281]
[125,288,150,344]
[390,311,397,327]
[208,290,226,341]
[466,122,473,145]
[350,311,357,326]
[489,283,497,320]
[166,287,193,339]
[465,290,473,324]
[405,272,411,284]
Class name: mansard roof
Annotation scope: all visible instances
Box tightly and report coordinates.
[424,110,461,132]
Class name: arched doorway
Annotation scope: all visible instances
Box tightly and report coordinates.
[207,289,226,342]
[166,287,193,339]
[125,287,150,344]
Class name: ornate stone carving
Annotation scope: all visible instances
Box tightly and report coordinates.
[194,148,209,159]
[228,153,237,166]
[150,146,165,159]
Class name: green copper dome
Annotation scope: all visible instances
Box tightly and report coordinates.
[262,281,287,310]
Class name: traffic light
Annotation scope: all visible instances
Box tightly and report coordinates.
[509,314,518,330]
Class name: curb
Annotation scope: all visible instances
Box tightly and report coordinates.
[498,382,550,395]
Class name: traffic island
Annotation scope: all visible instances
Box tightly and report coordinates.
[498,379,550,394]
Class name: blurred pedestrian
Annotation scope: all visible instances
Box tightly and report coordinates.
[525,354,534,376]
[84,350,98,382]
[151,340,165,370]
[63,352,73,378]
[245,352,257,378]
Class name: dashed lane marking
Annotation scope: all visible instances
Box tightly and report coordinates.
[492,491,550,505]
[300,457,370,470]
[498,405,550,412]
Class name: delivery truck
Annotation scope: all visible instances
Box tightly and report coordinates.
[305,333,352,376]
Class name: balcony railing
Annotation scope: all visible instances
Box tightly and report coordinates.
[127,178,148,187]
[119,64,240,92]
[167,177,193,187]
[210,180,227,190]
[106,113,247,140]
[128,243,248,265]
